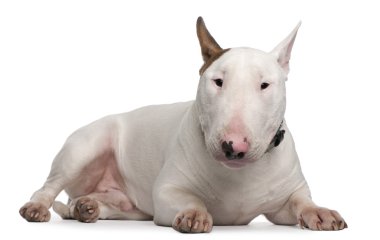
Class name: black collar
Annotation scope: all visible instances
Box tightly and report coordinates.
[266,120,285,152]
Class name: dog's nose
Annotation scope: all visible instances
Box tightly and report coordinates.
[221,136,249,160]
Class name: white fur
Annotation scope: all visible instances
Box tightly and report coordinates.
[20,20,346,232]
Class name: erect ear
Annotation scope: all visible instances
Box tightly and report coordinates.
[196,17,223,62]
[271,22,301,75]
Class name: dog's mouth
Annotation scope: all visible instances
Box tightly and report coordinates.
[213,153,257,169]
[219,159,253,169]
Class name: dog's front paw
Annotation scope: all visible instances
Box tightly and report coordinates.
[298,207,347,231]
[19,202,51,222]
[172,209,213,233]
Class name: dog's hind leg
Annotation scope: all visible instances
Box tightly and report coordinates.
[19,117,118,222]
[53,197,102,223]
[53,193,152,222]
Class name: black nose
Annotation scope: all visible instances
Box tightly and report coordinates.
[221,141,245,160]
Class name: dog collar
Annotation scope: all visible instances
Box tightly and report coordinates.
[266,120,285,152]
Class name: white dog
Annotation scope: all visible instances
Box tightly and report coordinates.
[20,17,347,233]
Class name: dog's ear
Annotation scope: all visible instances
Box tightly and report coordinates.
[271,22,301,75]
[196,17,223,62]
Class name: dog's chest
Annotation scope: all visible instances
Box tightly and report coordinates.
[193,159,300,225]
[205,181,288,224]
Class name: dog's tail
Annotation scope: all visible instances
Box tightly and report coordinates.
[52,201,71,219]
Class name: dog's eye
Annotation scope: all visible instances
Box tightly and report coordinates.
[213,79,223,88]
[261,82,270,90]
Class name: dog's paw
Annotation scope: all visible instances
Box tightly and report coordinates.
[19,202,51,222]
[73,197,100,223]
[172,209,213,233]
[298,207,347,231]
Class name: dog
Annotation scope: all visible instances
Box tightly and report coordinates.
[20,17,347,233]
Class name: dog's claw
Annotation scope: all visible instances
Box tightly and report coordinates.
[193,221,199,230]
[174,217,181,226]
[316,222,322,230]
[187,219,192,228]
[339,221,344,229]
[204,222,210,232]
[298,218,305,229]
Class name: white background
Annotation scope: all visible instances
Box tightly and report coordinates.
[1,0,379,239]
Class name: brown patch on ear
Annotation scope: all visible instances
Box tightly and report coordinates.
[199,48,230,75]
[196,17,229,75]
[196,17,223,62]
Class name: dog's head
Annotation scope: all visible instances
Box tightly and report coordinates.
[195,17,300,168]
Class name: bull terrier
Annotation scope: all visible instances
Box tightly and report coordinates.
[20,17,347,233]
